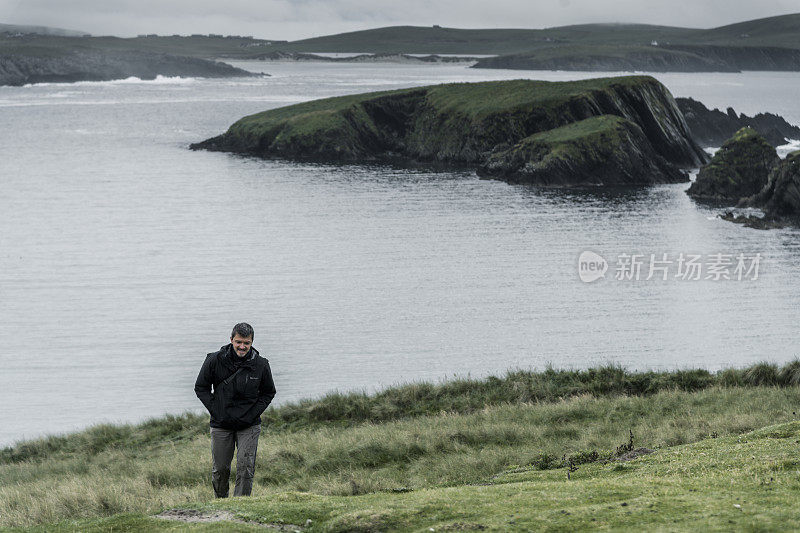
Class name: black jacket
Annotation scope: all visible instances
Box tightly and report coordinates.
[194,344,276,430]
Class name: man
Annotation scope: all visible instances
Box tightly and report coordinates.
[195,323,276,498]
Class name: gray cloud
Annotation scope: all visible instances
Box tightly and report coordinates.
[1,0,798,40]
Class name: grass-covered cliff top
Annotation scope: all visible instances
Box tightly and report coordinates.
[3,362,800,530]
[229,76,658,133]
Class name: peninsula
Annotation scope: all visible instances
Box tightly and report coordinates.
[0,30,261,85]
[0,49,257,86]
[191,76,707,186]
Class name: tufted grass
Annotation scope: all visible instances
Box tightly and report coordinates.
[2,364,800,527]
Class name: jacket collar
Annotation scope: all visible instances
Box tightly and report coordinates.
[220,344,258,367]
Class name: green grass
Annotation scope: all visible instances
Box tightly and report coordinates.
[4,363,800,529]
[420,77,649,118]
[5,361,799,464]
[486,115,637,170]
[232,76,651,127]
[5,394,800,531]
[200,422,800,532]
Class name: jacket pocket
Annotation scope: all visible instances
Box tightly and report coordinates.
[242,373,260,398]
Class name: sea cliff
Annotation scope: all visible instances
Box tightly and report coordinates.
[192,76,707,186]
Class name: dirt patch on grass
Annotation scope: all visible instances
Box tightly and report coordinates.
[156,508,303,530]
[158,509,238,523]
[615,447,655,462]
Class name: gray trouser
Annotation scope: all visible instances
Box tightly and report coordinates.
[210,423,261,498]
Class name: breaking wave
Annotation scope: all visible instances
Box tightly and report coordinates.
[22,75,200,88]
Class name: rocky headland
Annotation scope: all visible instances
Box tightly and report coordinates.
[0,50,257,86]
[191,76,707,186]
[676,97,800,147]
[746,150,800,219]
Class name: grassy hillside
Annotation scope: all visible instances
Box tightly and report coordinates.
[0,33,284,59]
[4,13,800,63]
[274,14,800,55]
[0,23,87,37]
[30,419,800,532]
[698,12,800,48]
[282,24,698,54]
[3,363,800,530]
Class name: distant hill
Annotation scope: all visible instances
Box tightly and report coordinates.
[0,22,88,37]
[0,32,262,86]
[277,14,800,55]
[696,13,800,48]
[279,24,695,55]
[0,33,286,60]
[4,13,800,75]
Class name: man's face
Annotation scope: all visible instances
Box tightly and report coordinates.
[231,334,253,358]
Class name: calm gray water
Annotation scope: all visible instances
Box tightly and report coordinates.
[2,62,800,446]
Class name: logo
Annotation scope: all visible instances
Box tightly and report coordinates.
[578,251,608,283]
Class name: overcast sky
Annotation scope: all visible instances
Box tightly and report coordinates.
[1,0,798,41]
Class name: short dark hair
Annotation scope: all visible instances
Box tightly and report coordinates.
[231,322,254,340]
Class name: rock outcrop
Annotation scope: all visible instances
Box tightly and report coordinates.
[687,127,779,202]
[0,50,257,86]
[676,97,800,148]
[477,115,685,185]
[747,150,800,219]
[192,76,707,186]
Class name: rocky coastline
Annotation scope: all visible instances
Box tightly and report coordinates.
[676,97,800,147]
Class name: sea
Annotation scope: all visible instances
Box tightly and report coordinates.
[2,61,800,447]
